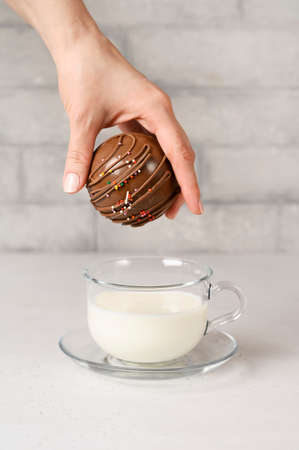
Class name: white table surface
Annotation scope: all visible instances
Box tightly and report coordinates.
[0,253,298,449]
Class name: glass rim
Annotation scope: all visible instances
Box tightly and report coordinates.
[82,255,213,290]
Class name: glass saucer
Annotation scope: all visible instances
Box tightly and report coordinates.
[59,329,238,379]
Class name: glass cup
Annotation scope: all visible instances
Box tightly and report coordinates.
[83,256,246,364]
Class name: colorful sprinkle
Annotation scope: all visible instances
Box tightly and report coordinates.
[107,181,111,185]
[100,172,105,177]
[108,169,112,173]
[148,188,152,192]
[114,185,119,190]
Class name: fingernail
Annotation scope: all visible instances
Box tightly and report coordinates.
[166,213,175,220]
[198,199,204,214]
[64,173,79,193]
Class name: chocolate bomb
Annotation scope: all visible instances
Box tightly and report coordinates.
[86,132,180,227]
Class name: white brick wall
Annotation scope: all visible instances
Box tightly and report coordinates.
[0,205,95,251]
[243,0,299,26]
[199,148,299,202]
[0,0,298,253]
[0,146,20,203]
[280,205,299,252]
[0,88,68,144]
[97,204,278,253]
[85,0,240,26]
[129,29,299,87]
[0,27,56,87]
[172,91,299,146]
[22,146,88,204]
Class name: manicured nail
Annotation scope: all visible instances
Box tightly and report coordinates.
[64,173,79,193]
[198,199,204,214]
[166,213,175,220]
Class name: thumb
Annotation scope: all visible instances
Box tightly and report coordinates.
[63,125,97,194]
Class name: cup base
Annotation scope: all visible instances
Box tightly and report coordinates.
[59,328,238,379]
[104,354,182,368]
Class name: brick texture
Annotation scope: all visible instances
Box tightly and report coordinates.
[129,29,299,87]
[172,91,299,146]
[0,0,298,253]
[85,0,240,26]
[0,27,56,87]
[243,0,299,26]
[280,205,299,252]
[0,88,68,144]
[97,204,278,253]
[23,146,88,204]
[0,146,20,203]
[0,205,95,251]
[199,148,299,202]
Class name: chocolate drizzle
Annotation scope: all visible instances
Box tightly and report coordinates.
[86,132,180,227]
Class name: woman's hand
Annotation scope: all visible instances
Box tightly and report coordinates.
[55,26,203,217]
[4,0,203,217]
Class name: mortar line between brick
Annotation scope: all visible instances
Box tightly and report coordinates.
[3,85,299,94]
[2,143,299,152]
[2,140,299,148]
[2,22,299,31]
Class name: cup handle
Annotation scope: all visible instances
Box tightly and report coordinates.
[204,281,246,334]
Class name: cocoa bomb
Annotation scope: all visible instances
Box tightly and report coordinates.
[86,132,180,227]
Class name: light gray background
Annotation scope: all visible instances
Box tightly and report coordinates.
[0,0,299,254]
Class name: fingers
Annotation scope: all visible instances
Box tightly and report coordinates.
[119,117,193,218]
[166,193,185,219]
[118,120,152,136]
[63,123,98,193]
[140,94,203,215]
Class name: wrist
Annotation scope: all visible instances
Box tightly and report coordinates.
[31,1,103,65]
[46,17,100,64]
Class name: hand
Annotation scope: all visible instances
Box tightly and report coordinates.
[56,27,203,218]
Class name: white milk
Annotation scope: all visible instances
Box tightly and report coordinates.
[88,290,207,363]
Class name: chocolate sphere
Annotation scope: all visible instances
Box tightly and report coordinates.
[86,132,180,227]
